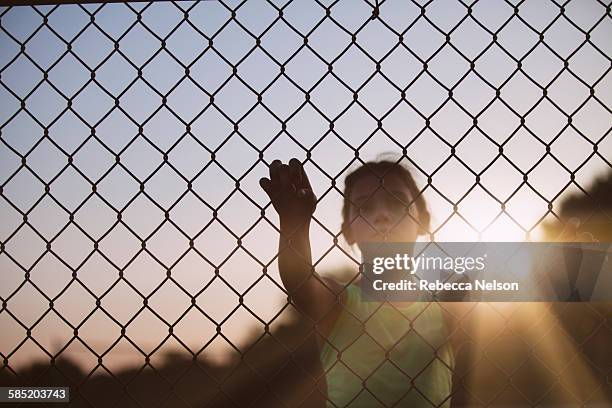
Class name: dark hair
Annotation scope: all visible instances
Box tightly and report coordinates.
[341,160,431,240]
[560,170,612,218]
[558,170,612,241]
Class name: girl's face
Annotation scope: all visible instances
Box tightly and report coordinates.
[345,172,420,248]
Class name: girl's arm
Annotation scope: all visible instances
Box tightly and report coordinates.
[260,159,344,330]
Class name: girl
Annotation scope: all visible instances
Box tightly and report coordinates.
[260,158,454,407]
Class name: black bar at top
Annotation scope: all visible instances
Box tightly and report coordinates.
[1,0,194,7]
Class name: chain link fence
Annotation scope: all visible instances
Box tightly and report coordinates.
[0,0,611,406]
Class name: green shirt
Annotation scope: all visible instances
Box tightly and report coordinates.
[319,283,454,407]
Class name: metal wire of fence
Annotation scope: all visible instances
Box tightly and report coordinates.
[0,0,611,406]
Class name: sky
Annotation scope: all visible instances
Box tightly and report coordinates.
[0,0,611,370]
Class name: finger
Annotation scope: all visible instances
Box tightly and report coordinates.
[288,158,302,187]
[269,159,282,184]
[279,163,291,190]
[577,231,596,243]
[556,217,581,242]
[300,188,317,211]
[259,177,272,196]
[298,160,313,191]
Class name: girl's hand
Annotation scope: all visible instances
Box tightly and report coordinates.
[259,158,317,230]
[555,217,598,243]
[552,217,599,301]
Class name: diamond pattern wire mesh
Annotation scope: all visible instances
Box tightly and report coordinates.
[0,0,611,406]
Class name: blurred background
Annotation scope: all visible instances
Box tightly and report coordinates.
[0,0,610,406]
